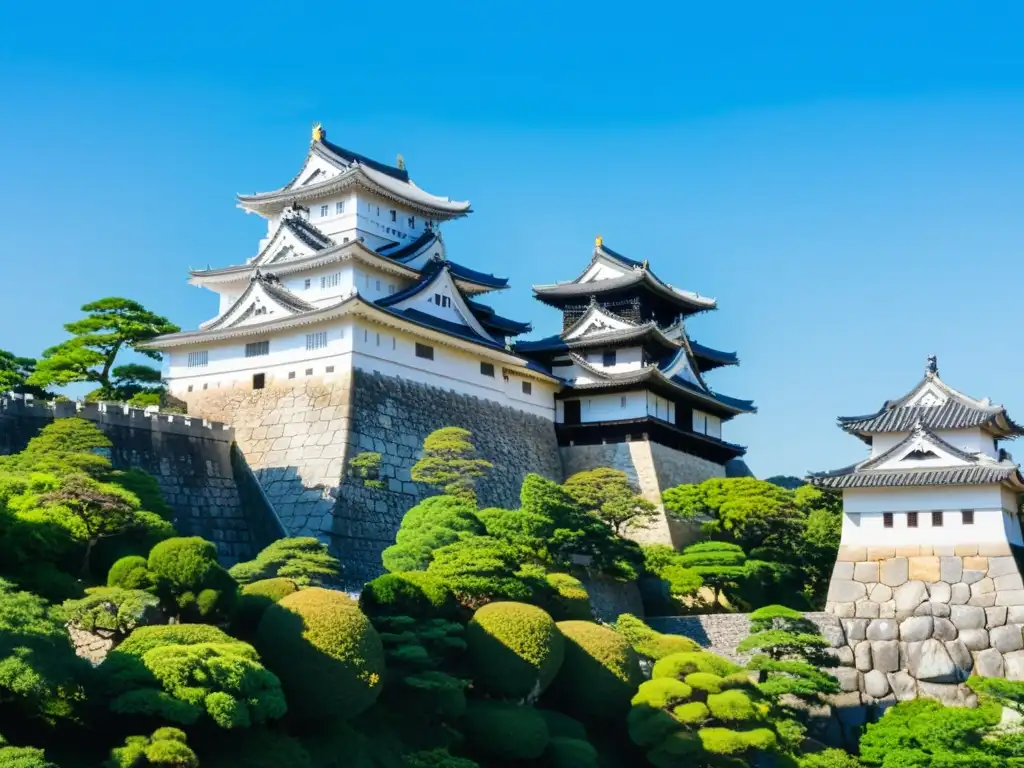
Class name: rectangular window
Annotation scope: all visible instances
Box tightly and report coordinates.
[907,511,918,528]
[522,381,533,395]
[620,395,627,408]
[245,341,269,358]
[883,512,893,529]
[305,331,328,351]
[415,343,434,360]
[187,385,193,393]
[375,280,381,291]
[304,278,311,289]
[376,333,380,346]
[202,383,208,390]
[480,362,495,377]
[321,272,340,290]
[252,373,265,390]
[336,201,345,214]
[962,509,975,525]
[326,365,334,373]
[187,350,208,368]
[408,216,415,229]
[320,204,329,217]
[932,511,943,527]
[390,210,397,222]
[288,371,295,379]
[388,284,395,295]
[603,350,617,367]
[434,293,441,305]
[305,368,313,376]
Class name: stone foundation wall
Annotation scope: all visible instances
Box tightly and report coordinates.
[823,543,1024,704]
[560,440,724,547]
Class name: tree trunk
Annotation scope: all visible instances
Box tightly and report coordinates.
[81,537,96,578]
[98,340,123,390]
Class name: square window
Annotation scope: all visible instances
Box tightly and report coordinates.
[932,511,943,527]
[252,373,265,390]
[305,368,313,376]
[288,371,295,379]
[522,381,532,395]
[326,365,334,373]
[336,201,345,214]
[415,343,434,360]
[883,512,893,529]
[202,383,208,390]
[480,362,495,377]
[320,204,329,217]
[305,331,328,351]
[603,350,617,367]
[907,511,918,528]
[187,385,193,393]
[962,509,975,525]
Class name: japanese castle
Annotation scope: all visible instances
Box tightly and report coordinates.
[146,125,754,472]
[810,356,1024,548]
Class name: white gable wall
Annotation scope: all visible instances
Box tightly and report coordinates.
[579,258,631,283]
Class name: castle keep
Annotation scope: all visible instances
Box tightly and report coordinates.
[139,125,753,579]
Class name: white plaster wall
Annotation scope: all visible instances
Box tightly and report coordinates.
[871,428,999,459]
[580,260,630,282]
[646,391,676,423]
[576,346,644,374]
[692,409,722,439]
[839,484,1021,546]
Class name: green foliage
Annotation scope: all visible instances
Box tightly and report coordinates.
[28,297,179,400]
[255,587,384,721]
[542,573,592,621]
[427,536,534,606]
[0,350,46,398]
[228,536,341,587]
[475,506,554,561]
[15,418,113,476]
[231,577,300,637]
[545,620,643,723]
[0,744,58,767]
[405,748,480,768]
[105,728,198,767]
[563,467,658,535]
[359,571,456,619]
[411,427,493,502]
[147,536,237,621]
[614,614,700,660]
[382,496,483,573]
[60,587,161,635]
[108,555,158,591]
[466,601,565,699]
[640,545,704,606]
[543,737,599,768]
[652,651,741,680]
[461,699,550,761]
[969,675,1024,714]
[199,728,313,768]
[349,451,385,489]
[798,749,862,768]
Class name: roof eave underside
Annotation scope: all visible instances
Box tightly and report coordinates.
[808,466,1024,491]
[562,368,754,417]
[837,404,1024,442]
[532,273,716,316]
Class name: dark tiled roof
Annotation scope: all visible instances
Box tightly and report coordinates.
[514,323,678,354]
[809,465,1020,489]
[689,340,739,368]
[259,274,315,312]
[379,307,504,349]
[533,271,715,313]
[377,229,437,260]
[319,138,409,182]
[839,401,1015,435]
[466,299,532,336]
[447,261,508,290]
[597,243,644,268]
[282,217,332,251]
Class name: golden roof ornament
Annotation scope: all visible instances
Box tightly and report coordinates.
[396,153,406,171]
[595,235,603,247]
[311,122,325,142]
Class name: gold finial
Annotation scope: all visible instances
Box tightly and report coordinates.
[311,122,325,142]
[595,235,603,247]
[396,153,406,171]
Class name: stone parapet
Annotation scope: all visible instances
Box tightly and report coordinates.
[824,551,1024,704]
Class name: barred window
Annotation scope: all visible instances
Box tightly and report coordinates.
[932,511,943,527]
[320,204,329,217]
[962,509,975,525]
[321,272,340,290]
[245,341,269,358]
[336,201,345,214]
[306,331,328,351]
[187,350,208,368]
[907,511,918,528]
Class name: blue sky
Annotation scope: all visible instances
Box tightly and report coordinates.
[2,2,1023,478]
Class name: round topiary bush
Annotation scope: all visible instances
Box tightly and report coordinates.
[255,587,385,721]
[544,573,592,621]
[231,578,300,636]
[359,571,455,619]
[461,699,550,761]
[466,601,564,699]
[115,623,234,656]
[147,537,219,588]
[107,555,155,591]
[546,620,644,723]
[544,737,599,768]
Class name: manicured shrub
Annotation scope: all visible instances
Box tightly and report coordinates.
[382,495,484,573]
[466,601,564,699]
[107,555,156,591]
[461,699,550,761]
[61,587,161,636]
[652,651,740,680]
[255,587,384,720]
[631,678,693,710]
[543,573,592,621]
[537,710,588,740]
[106,727,198,767]
[0,744,57,768]
[798,749,863,768]
[614,614,699,660]
[427,536,534,605]
[543,737,599,768]
[359,571,455,618]
[231,578,299,636]
[147,536,237,621]
[228,537,341,587]
[546,620,643,723]
[404,748,481,768]
[199,729,313,768]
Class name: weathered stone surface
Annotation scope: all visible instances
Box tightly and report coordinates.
[932,618,958,642]
[869,583,893,603]
[829,579,867,603]
[818,615,846,647]
[842,619,869,643]
[836,646,855,666]
[938,557,963,584]
[906,639,956,682]
[926,581,952,603]
[832,562,855,580]
[990,624,1024,653]
[972,577,995,596]
[833,602,856,618]
[960,628,990,651]
[880,558,910,587]
[838,546,866,562]
[880,601,897,619]
[863,669,891,698]
[962,570,986,585]
[900,616,934,642]
[933,546,955,557]
[867,619,899,642]
[855,641,873,672]
[909,557,941,583]
[988,557,1019,577]
[995,574,1024,591]
[895,546,922,557]
[951,605,986,630]
[854,561,880,583]
[914,602,951,618]
[955,544,979,557]
[963,556,988,572]
[1009,606,1024,624]
[833,667,861,693]
[986,606,1008,629]
[1004,650,1024,681]
[917,681,976,707]
[950,583,971,604]
[888,670,917,701]
[867,546,896,561]
[975,647,1005,678]
[980,542,1012,557]
[969,593,997,608]
[997,591,1024,607]
[871,640,900,673]
[894,581,929,616]
[856,601,880,619]
[944,639,972,681]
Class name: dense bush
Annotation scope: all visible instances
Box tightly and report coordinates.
[427,536,534,605]
[545,620,643,723]
[228,537,341,587]
[614,613,700,660]
[359,571,456,619]
[542,573,592,621]
[466,601,565,699]
[107,555,157,591]
[231,577,300,636]
[255,587,385,721]
[61,586,161,636]
[147,536,238,621]
[105,727,198,767]
[382,496,483,573]
[461,699,550,761]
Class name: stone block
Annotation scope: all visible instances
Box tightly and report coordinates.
[951,605,986,630]
[855,641,873,672]
[829,580,868,603]
[969,594,997,608]
[867,546,896,561]
[939,557,963,583]
[906,638,956,682]
[888,670,917,701]
[894,580,928,615]
[933,545,955,557]
[836,646,855,666]
[991,625,1024,653]
[833,602,856,618]
[863,669,891,698]
[900,616,933,642]
[870,583,894,602]
[895,546,922,558]
[962,570,987,585]
[909,557,941,582]
[932,618,958,642]
[986,606,1008,628]
[915,601,950,618]
[926,582,951,603]
[996,574,1024,591]
[975,647,1005,678]
[972,577,995,596]
[842,619,869,643]
[867,618,899,642]
[917,681,973,706]
[945,639,973,680]
[854,561,880,583]
[880,558,910,587]
[955,544,979,557]
[960,628,990,651]
[833,667,861,693]
[880,601,897,619]
[1009,606,1024,624]
[832,562,855,580]
[980,542,1013,557]
[871,640,900,673]
[838,546,866,562]
[963,556,988,572]
[1004,650,1024,681]
[997,591,1024,607]
[856,601,880,619]
[950,583,971,605]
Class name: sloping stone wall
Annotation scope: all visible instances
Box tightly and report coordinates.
[823,543,1024,704]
